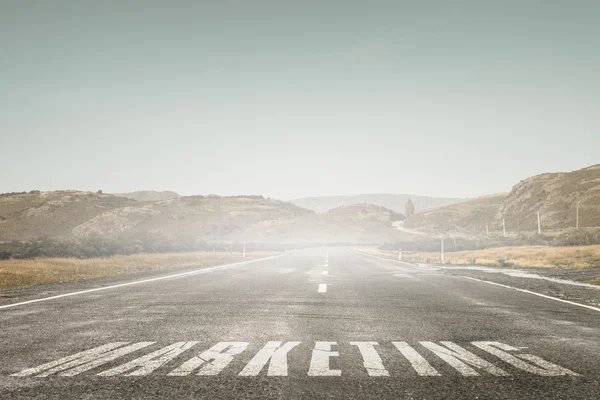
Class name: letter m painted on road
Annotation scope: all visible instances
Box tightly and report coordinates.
[11,342,154,377]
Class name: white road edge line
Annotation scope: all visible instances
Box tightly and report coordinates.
[0,254,284,311]
[353,250,422,268]
[318,284,327,293]
[322,271,328,275]
[463,276,600,313]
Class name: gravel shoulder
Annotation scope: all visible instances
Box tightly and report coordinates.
[439,265,600,309]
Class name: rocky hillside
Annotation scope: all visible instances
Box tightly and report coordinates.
[496,164,600,230]
[403,164,600,234]
[290,194,463,213]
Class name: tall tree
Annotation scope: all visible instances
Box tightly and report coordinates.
[405,198,415,217]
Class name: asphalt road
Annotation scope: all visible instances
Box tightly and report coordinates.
[1,248,599,399]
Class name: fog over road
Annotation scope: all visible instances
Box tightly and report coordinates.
[1,249,598,399]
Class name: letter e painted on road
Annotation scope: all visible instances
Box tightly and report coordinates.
[308,341,341,376]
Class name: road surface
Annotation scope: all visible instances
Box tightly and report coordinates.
[1,248,599,399]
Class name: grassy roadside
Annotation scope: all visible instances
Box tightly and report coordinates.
[355,245,600,284]
[357,245,600,269]
[0,251,277,288]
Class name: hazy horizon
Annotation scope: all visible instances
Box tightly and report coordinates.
[2,1,599,199]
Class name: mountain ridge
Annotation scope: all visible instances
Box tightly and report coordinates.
[289,193,463,214]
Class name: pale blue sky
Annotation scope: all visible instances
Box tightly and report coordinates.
[1,1,599,199]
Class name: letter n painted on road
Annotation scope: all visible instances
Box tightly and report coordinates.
[420,341,509,377]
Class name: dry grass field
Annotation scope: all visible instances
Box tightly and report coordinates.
[356,245,600,269]
[0,251,276,288]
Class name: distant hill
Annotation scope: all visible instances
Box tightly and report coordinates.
[0,190,411,244]
[0,191,140,240]
[72,195,314,241]
[241,204,407,243]
[403,193,507,233]
[117,191,180,202]
[289,194,463,214]
[3,165,598,245]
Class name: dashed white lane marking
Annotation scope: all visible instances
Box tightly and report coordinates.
[0,255,283,311]
[322,271,328,275]
[318,284,328,293]
[12,341,580,378]
[464,277,600,313]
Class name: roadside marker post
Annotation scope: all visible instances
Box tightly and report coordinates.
[398,248,402,261]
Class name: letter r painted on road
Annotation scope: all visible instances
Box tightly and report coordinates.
[168,342,249,376]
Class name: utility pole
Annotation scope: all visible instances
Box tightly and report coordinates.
[576,204,580,230]
[502,218,506,237]
[537,211,541,234]
[441,238,445,264]
[485,223,489,236]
